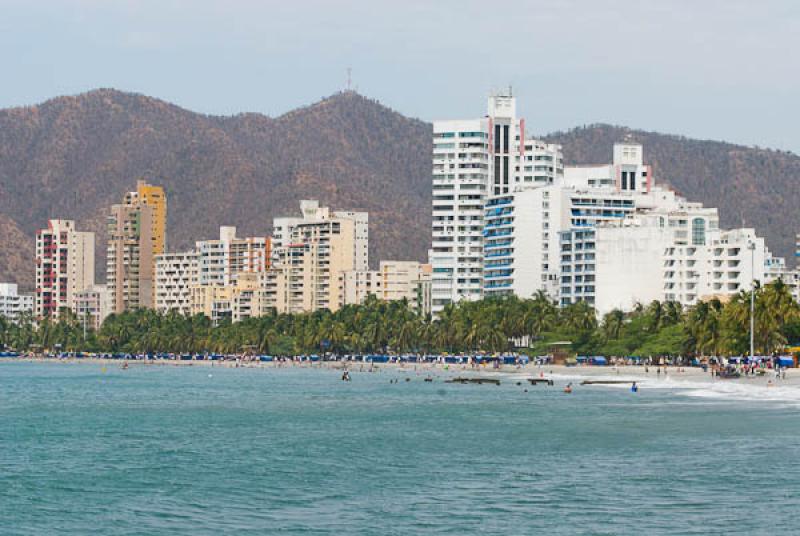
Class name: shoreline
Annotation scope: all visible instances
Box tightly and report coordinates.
[5,356,795,387]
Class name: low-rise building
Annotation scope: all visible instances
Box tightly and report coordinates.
[72,285,111,331]
[0,283,34,323]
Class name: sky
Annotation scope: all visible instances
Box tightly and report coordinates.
[1,0,799,152]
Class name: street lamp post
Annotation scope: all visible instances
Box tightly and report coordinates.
[748,241,756,362]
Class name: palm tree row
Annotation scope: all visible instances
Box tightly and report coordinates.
[2,281,799,357]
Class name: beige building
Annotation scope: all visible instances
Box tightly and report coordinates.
[196,226,271,286]
[341,261,433,316]
[35,219,95,320]
[155,251,198,316]
[107,202,155,313]
[342,270,382,306]
[72,285,110,331]
[379,261,432,315]
[270,201,366,313]
[191,272,264,325]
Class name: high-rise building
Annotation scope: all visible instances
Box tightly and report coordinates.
[195,226,271,287]
[430,93,562,314]
[106,181,166,313]
[472,133,784,313]
[125,180,167,255]
[272,200,367,312]
[35,219,95,319]
[0,283,34,324]
[155,251,198,316]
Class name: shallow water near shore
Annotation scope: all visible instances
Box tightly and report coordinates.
[2,361,800,535]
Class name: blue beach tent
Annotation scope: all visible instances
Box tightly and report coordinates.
[591,356,607,366]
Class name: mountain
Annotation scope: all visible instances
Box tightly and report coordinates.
[0,89,797,291]
[0,89,431,289]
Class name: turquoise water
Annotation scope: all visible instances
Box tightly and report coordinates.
[2,362,800,535]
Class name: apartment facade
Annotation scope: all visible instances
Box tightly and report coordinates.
[155,251,198,315]
[196,226,270,287]
[271,201,366,313]
[107,203,155,313]
[72,285,111,331]
[430,93,563,314]
[106,181,166,314]
[35,219,95,319]
[0,283,34,323]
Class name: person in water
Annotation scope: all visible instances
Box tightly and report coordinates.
[631,382,638,393]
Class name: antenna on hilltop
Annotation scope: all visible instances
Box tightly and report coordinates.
[346,67,352,92]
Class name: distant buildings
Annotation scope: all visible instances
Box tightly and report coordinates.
[0,283,34,323]
[35,219,95,320]
[20,93,798,332]
[342,261,432,316]
[107,180,166,314]
[432,94,789,316]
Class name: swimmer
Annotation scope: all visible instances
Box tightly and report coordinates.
[564,382,573,394]
[631,382,638,393]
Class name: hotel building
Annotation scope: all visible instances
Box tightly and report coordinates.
[430,92,562,314]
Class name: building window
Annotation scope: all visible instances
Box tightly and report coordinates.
[692,218,706,246]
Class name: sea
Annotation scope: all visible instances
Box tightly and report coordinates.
[2,361,800,535]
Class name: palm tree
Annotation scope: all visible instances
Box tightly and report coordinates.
[602,309,625,341]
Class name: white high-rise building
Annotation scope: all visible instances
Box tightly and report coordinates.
[430,93,562,314]
[477,135,783,313]
[155,251,198,315]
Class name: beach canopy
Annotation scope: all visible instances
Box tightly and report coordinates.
[777,356,794,367]
[591,356,607,366]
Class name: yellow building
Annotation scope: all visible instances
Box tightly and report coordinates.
[125,180,167,255]
[108,180,166,313]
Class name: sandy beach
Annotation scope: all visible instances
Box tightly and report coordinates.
[10,356,797,389]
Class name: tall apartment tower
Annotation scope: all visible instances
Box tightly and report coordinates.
[430,93,562,314]
[271,200,368,312]
[107,181,166,313]
[35,219,95,319]
[195,226,271,287]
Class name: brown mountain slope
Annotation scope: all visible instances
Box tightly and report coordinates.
[545,125,800,267]
[0,91,797,291]
[0,89,432,289]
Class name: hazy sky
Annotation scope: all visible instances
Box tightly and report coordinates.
[2,0,799,152]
